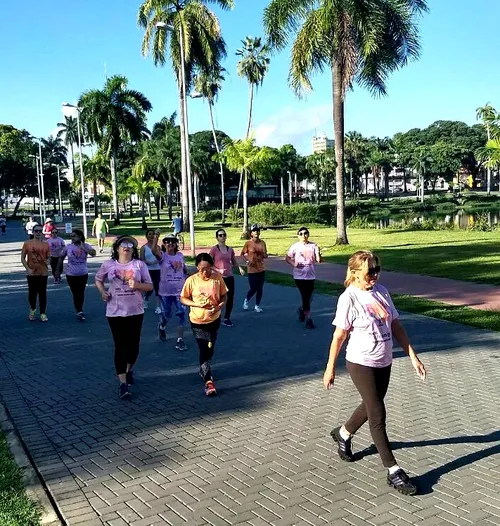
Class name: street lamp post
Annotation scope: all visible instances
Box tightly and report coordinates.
[29,154,43,220]
[37,141,46,222]
[45,163,64,218]
[156,22,196,257]
[62,103,87,238]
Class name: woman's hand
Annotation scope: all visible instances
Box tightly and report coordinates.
[239,267,245,276]
[100,291,110,302]
[128,279,139,290]
[295,262,304,269]
[207,302,224,315]
[323,366,335,390]
[411,355,426,380]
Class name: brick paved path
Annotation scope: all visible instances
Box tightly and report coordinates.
[2,225,500,525]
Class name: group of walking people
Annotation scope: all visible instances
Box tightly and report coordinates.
[19,219,427,496]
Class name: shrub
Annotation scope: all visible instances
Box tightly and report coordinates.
[226,205,243,225]
[196,209,222,222]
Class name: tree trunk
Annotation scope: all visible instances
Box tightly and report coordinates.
[147,192,152,220]
[93,180,99,217]
[141,196,147,230]
[155,192,161,221]
[12,192,25,217]
[178,81,189,232]
[70,143,76,182]
[110,151,120,225]
[333,64,348,244]
[208,103,225,223]
[384,169,390,200]
[241,170,250,239]
[167,181,173,220]
[365,172,369,195]
[403,167,407,193]
[421,172,425,203]
[246,84,254,139]
[236,172,243,211]
[194,173,199,215]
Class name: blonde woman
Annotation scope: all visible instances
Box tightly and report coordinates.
[323,250,426,495]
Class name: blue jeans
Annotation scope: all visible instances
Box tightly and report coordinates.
[159,296,187,328]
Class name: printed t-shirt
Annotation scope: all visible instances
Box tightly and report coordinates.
[22,240,49,276]
[143,245,160,271]
[209,245,236,278]
[241,239,267,274]
[93,218,107,234]
[61,243,94,276]
[25,221,37,235]
[333,284,399,368]
[287,242,320,280]
[159,252,186,297]
[181,272,228,324]
[43,223,55,239]
[95,259,152,317]
[47,237,66,258]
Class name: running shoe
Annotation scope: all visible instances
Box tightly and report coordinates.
[158,323,167,342]
[28,309,36,321]
[40,314,49,323]
[176,339,187,351]
[222,318,235,327]
[331,426,354,462]
[305,318,315,329]
[154,306,162,315]
[243,298,249,310]
[76,312,86,321]
[99,248,103,254]
[143,299,149,309]
[297,307,305,322]
[205,380,217,397]
[255,305,263,313]
[119,383,131,399]
[126,370,134,386]
[387,468,417,496]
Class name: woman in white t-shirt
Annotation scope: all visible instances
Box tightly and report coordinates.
[323,250,426,496]
[140,229,162,314]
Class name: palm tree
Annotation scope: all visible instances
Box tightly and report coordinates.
[236,37,270,139]
[476,103,499,194]
[412,147,433,203]
[138,0,232,231]
[306,151,337,203]
[128,170,161,230]
[84,151,111,217]
[345,131,368,196]
[56,116,78,177]
[264,0,428,244]
[195,67,227,222]
[79,75,152,225]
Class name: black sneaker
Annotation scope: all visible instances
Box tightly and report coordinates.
[297,307,305,322]
[158,323,166,342]
[387,468,417,495]
[126,370,134,386]
[222,318,235,327]
[175,339,187,351]
[305,318,315,329]
[76,312,85,321]
[331,426,354,462]
[119,383,131,399]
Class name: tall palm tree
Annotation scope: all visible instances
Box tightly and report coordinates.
[195,67,226,221]
[79,75,152,224]
[476,103,499,194]
[56,116,78,177]
[138,0,232,231]
[264,0,428,244]
[236,37,270,139]
[41,135,69,168]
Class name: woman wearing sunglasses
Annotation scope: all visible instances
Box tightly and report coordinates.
[180,253,227,396]
[58,229,96,321]
[241,224,268,313]
[209,229,245,327]
[95,235,153,399]
[21,224,50,321]
[47,228,65,284]
[323,250,426,496]
[140,229,162,314]
[285,227,321,329]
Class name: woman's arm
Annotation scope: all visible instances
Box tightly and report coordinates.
[231,250,245,276]
[323,327,350,389]
[139,246,146,261]
[21,249,32,274]
[391,319,426,380]
[84,244,97,257]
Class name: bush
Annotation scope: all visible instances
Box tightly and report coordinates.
[196,209,222,222]
[226,205,243,225]
[246,202,332,226]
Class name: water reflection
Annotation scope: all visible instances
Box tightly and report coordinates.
[368,211,500,230]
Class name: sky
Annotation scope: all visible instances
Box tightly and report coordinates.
[1,0,499,155]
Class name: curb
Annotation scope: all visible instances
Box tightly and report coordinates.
[0,403,63,526]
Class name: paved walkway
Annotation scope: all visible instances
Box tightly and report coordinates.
[2,226,500,525]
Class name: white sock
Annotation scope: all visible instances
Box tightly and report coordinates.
[388,464,400,475]
[339,425,351,441]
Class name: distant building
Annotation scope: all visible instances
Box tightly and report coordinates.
[312,134,334,154]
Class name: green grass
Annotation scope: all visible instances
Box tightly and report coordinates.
[0,434,40,526]
[266,271,500,332]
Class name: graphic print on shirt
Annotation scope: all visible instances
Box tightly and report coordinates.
[110,267,137,298]
[352,292,392,342]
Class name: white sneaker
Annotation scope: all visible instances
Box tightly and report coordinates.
[154,306,161,315]
[255,305,263,313]
[143,300,149,309]
[243,299,249,311]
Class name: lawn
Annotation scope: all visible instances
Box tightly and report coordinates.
[0,433,40,526]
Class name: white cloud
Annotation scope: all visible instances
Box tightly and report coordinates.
[253,103,333,154]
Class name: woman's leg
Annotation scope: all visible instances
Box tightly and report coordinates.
[75,274,88,312]
[107,316,129,383]
[223,276,235,319]
[50,257,59,279]
[27,276,37,311]
[126,314,144,371]
[344,361,395,467]
[191,319,220,382]
[38,276,48,315]
[246,273,258,301]
[255,271,265,306]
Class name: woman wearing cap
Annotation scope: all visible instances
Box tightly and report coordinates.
[241,224,268,313]
[42,218,55,239]
[153,235,188,350]
[209,228,245,327]
[323,250,426,496]
[140,229,162,314]
[47,228,65,284]
[180,253,227,396]
[58,229,96,321]
[95,235,153,399]
[285,227,321,329]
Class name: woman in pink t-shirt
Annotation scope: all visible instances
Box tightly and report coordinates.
[323,250,427,496]
[209,229,244,327]
[95,235,153,399]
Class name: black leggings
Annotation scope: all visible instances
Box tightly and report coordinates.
[295,279,315,312]
[67,274,89,312]
[223,276,235,319]
[345,361,396,468]
[27,276,48,314]
[191,318,221,382]
[50,257,60,278]
[145,269,161,300]
[107,314,144,375]
[246,271,265,305]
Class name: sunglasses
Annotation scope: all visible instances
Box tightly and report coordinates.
[119,242,134,248]
[217,233,227,237]
[33,230,43,233]
[165,240,177,245]
[298,232,309,236]
[197,266,212,272]
[367,266,381,276]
